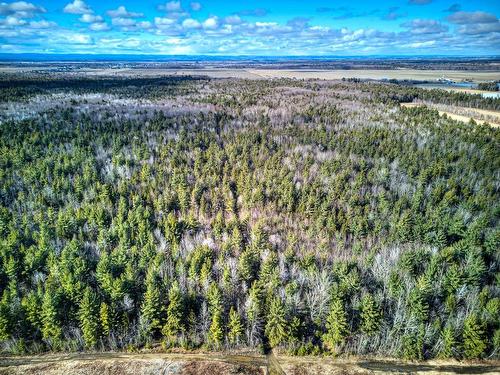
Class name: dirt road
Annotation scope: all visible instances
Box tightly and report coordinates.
[0,351,498,375]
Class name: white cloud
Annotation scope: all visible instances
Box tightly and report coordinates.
[408,40,435,48]
[111,17,136,27]
[63,33,92,44]
[165,37,183,44]
[401,19,448,34]
[79,13,102,23]
[190,2,201,11]
[202,16,218,29]
[137,21,152,29]
[107,6,143,18]
[0,1,45,16]
[447,11,497,24]
[89,22,109,31]
[458,22,500,35]
[224,15,241,25]
[63,0,92,15]
[29,19,56,28]
[182,18,201,29]
[255,22,278,27]
[159,1,181,12]
[1,15,26,26]
[154,16,176,28]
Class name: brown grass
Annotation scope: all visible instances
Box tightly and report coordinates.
[401,102,500,128]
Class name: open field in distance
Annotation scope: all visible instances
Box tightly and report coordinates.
[1,65,499,82]
[400,102,500,127]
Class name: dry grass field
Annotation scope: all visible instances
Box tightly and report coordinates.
[401,102,500,127]
[0,352,498,375]
[246,69,500,82]
[1,65,499,81]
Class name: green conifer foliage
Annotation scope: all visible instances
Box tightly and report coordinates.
[228,307,244,345]
[265,296,288,348]
[162,282,184,340]
[141,270,163,335]
[209,310,224,347]
[41,288,62,344]
[322,298,349,352]
[462,315,487,359]
[360,294,381,335]
[79,287,100,348]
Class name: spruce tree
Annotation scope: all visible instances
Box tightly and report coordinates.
[41,288,62,343]
[0,290,11,340]
[140,270,163,335]
[462,315,487,359]
[360,293,381,335]
[438,325,457,359]
[323,298,349,352]
[79,287,100,349]
[228,306,244,345]
[265,296,288,348]
[209,310,224,347]
[162,281,184,340]
[100,302,111,336]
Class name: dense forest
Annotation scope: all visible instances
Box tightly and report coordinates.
[0,76,498,360]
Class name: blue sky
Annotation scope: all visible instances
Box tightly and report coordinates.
[0,0,499,55]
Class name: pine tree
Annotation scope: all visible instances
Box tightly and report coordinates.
[228,306,244,345]
[462,315,487,359]
[360,293,381,335]
[0,290,11,340]
[322,298,349,352]
[438,325,457,359]
[41,288,62,343]
[162,281,184,340]
[209,310,224,347]
[21,290,43,332]
[401,326,425,360]
[207,282,222,315]
[140,270,163,335]
[238,249,259,285]
[265,296,288,348]
[100,302,111,336]
[79,287,100,349]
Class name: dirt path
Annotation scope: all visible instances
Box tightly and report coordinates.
[267,351,286,375]
[0,351,498,374]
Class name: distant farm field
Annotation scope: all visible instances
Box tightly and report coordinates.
[401,102,500,127]
[1,66,499,82]
[246,69,500,82]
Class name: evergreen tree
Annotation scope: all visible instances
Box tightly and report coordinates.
[209,310,224,347]
[462,315,487,359]
[100,302,111,336]
[162,281,184,340]
[0,290,11,340]
[265,296,288,348]
[360,293,381,335]
[438,325,457,359]
[228,306,244,345]
[41,288,62,344]
[140,270,163,335]
[79,287,100,348]
[322,298,349,352]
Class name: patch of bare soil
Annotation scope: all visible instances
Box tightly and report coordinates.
[181,360,263,375]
